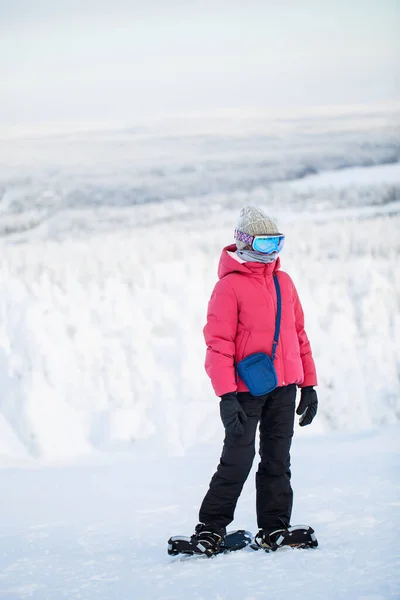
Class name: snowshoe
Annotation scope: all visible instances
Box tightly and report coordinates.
[168,528,252,558]
[252,525,318,552]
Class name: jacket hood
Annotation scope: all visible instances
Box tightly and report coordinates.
[217,244,281,280]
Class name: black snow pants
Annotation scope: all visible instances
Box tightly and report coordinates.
[199,384,296,534]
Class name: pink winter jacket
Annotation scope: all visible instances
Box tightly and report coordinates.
[204,245,317,396]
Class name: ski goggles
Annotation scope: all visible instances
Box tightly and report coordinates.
[234,229,285,254]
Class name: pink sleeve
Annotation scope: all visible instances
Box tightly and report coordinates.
[203,279,238,396]
[292,283,318,387]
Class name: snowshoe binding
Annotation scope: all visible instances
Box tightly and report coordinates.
[252,525,318,552]
[168,525,252,558]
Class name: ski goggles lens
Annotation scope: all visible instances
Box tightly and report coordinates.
[252,235,285,254]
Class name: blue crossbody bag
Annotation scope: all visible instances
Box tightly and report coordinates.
[236,274,281,396]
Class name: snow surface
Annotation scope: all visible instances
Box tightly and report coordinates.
[0,426,399,599]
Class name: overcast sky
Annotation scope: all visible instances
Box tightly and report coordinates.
[0,0,399,131]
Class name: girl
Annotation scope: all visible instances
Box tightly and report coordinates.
[192,205,318,553]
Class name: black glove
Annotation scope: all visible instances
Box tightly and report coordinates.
[296,386,318,427]
[219,393,248,437]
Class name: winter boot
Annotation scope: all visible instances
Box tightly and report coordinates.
[190,523,226,557]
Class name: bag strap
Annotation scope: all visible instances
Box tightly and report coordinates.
[271,274,281,361]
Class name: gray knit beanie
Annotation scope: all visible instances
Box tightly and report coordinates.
[235,205,280,250]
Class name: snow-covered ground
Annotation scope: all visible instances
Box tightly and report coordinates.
[1,107,399,238]
[0,110,399,598]
[0,426,399,599]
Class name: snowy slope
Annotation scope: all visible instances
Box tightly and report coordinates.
[0,426,398,599]
[1,107,399,238]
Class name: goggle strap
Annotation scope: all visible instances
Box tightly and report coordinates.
[234,229,254,245]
